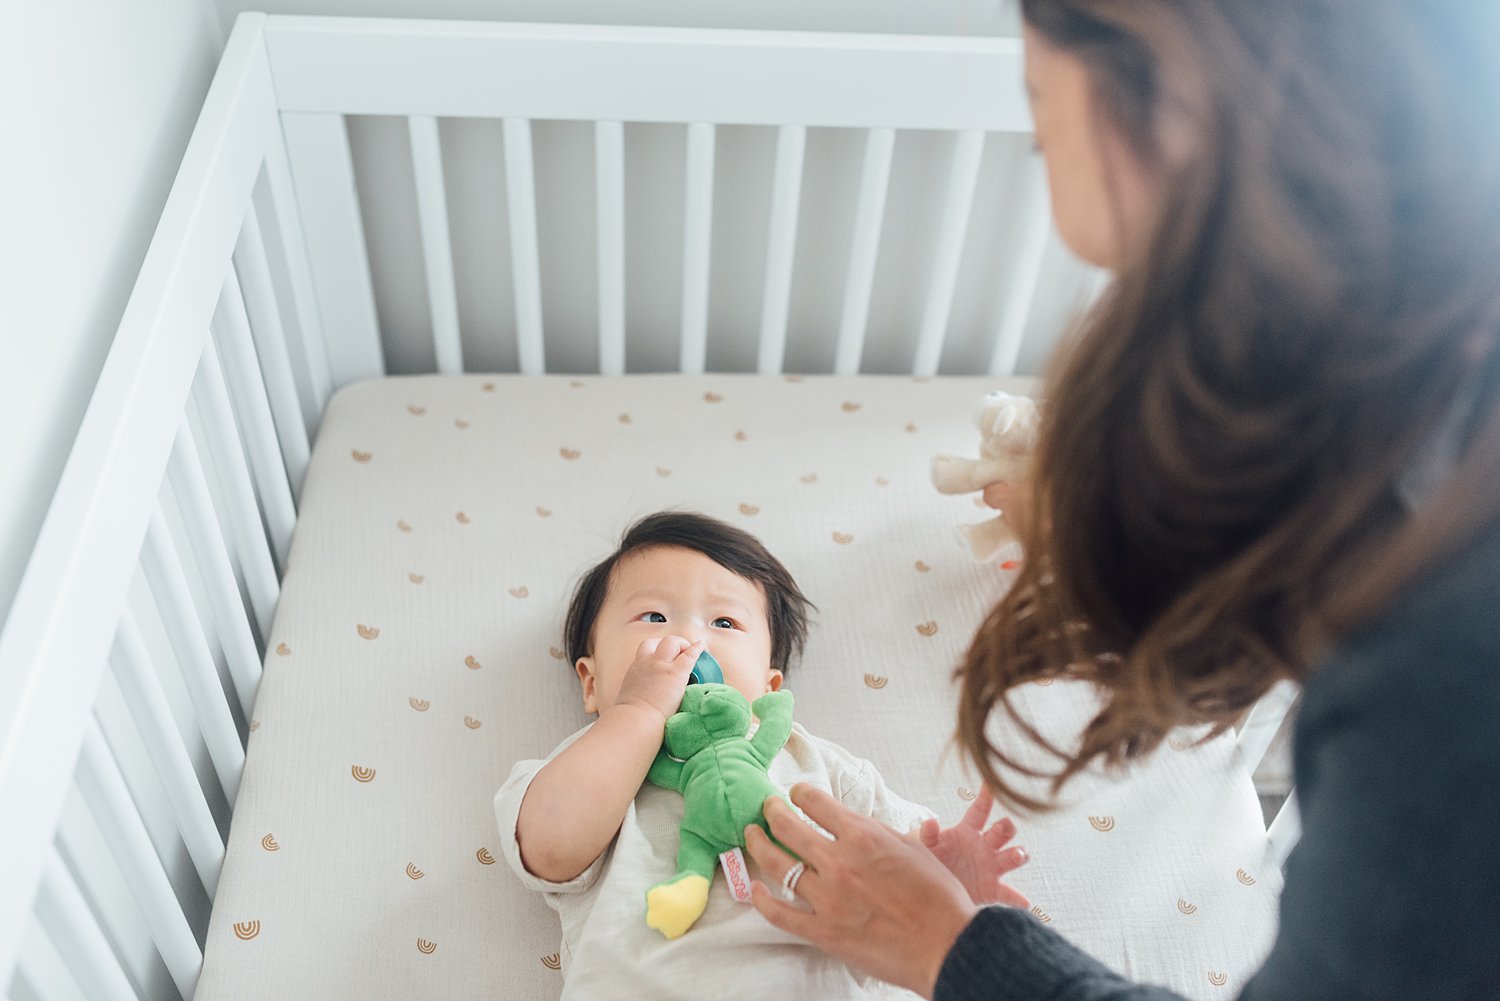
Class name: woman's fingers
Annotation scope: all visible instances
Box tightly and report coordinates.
[743,821,790,868]
[744,824,826,904]
[750,805,980,996]
[762,797,838,869]
[786,783,863,839]
[748,879,823,940]
[744,826,830,912]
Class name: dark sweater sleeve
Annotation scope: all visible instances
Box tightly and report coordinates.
[936,905,1186,1000]
[937,523,1500,1001]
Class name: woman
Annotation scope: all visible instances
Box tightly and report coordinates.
[742,1,1500,998]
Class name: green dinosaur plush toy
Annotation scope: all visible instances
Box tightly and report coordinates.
[644,681,795,939]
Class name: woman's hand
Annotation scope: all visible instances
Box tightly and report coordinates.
[913,787,1031,908]
[743,784,983,1000]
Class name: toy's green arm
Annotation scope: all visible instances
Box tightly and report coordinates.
[646,748,685,790]
[748,690,795,762]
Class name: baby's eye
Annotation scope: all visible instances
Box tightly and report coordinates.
[640,611,667,624]
[711,617,736,630]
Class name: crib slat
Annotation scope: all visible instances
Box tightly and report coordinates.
[1267,790,1302,867]
[679,123,715,375]
[33,850,138,1001]
[128,578,232,836]
[77,722,202,1001]
[55,788,174,1001]
[13,918,87,1001]
[503,118,546,374]
[242,185,322,440]
[758,125,806,375]
[112,614,224,899]
[989,161,1051,376]
[596,121,626,375]
[408,115,465,375]
[280,111,385,385]
[235,214,312,493]
[215,275,298,570]
[140,508,246,805]
[913,130,985,376]
[259,119,335,416]
[1236,679,1299,776]
[192,337,280,642]
[93,671,209,937]
[0,18,280,977]
[835,128,895,375]
[167,419,264,716]
[1079,264,1112,311]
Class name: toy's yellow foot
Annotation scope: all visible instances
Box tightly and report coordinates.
[646,874,711,940]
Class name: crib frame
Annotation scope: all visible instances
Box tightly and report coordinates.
[0,13,1296,999]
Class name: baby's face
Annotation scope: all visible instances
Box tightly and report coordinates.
[576,545,781,714]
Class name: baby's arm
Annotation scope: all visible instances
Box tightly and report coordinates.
[515,702,668,882]
[515,636,701,883]
[646,746,685,788]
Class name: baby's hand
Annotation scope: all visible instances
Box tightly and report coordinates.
[613,636,703,723]
[981,480,1030,540]
[915,787,1031,908]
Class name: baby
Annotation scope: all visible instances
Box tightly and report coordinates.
[494,512,1027,1000]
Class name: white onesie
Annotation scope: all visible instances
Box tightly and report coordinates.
[494,720,934,1001]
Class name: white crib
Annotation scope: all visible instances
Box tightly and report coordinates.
[0,13,1298,1000]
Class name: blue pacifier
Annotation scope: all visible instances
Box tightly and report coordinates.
[687,648,724,685]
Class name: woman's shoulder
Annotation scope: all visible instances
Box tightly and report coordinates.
[1274,520,1500,998]
[1299,516,1500,745]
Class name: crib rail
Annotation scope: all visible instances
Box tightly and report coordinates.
[263,17,1074,384]
[0,14,326,996]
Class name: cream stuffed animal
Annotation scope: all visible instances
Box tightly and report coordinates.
[930,391,1040,561]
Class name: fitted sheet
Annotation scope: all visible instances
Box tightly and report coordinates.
[196,374,1280,1000]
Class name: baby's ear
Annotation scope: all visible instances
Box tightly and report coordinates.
[575,657,599,714]
[765,669,784,693]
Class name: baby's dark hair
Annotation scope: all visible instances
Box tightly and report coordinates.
[563,512,813,675]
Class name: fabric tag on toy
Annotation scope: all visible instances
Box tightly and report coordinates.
[719,848,752,903]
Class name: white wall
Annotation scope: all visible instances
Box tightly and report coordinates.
[0,1,226,623]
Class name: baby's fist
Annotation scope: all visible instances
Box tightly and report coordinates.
[615,637,702,722]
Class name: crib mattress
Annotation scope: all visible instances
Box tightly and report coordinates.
[196,374,1280,1000]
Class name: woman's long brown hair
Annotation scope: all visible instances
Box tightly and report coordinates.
[958,0,1500,811]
